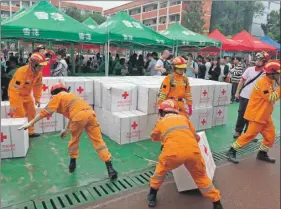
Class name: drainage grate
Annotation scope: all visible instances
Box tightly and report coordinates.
[87,177,138,199]
[2,201,35,209]
[33,188,94,209]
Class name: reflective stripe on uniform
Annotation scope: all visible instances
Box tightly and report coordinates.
[44,107,55,114]
[96,145,108,152]
[232,141,242,151]
[259,143,269,152]
[162,125,190,139]
[152,173,166,181]
[159,92,167,100]
[254,84,260,90]
[34,82,43,86]
[269,91,279,102]
[68,146,79,152]
[199,184,215,194]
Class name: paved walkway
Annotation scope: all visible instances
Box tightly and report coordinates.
[78,146,280,209]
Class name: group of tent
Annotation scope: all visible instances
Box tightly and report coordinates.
[2,1,279,54]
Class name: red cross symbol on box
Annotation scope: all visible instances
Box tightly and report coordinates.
[77,86,84,94]
[202,90,208,97]
[7,110,14,118]
[203,145,208,155]
[131,121,138,130]
[42,84,48,92]
[1,132,7,142]
[201,119,206,125]
[46,114,52,120]
[221,89,226,95]
[218,109,223,116]
[122,91,129,99]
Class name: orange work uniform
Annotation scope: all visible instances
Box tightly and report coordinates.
[8,65,42,134]
[39,91,111,161]
[150,114,221,203]
[158,73,192,117]
[232,76,280,152]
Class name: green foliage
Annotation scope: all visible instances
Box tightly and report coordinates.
[64,8,106,25]
[210,1,265,36]
[261,10,280,43]
[182,1,205,33]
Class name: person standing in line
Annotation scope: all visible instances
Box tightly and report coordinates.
[148,52,159,76]
[204,57,212,79]
[208,58,221,81]
[186,53,199,78]
[218,58,230,82]
[154,50,170,76]
[147,100,224,209]
[227,60,280,164]
[51,49,68,77]
[233,52,269,139]
[230,57,244,103]
[19,83,119,180]
[197,59,207,79]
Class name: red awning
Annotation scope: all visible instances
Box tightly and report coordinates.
[231,30,278,52]
[208,29,252,51]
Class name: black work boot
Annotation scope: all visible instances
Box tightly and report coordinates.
[226,147,239,164]
[69,158,76,173]
[105,161,118,181]
[29,133,40,138]
[257,151,276,163]
[233,132,241,139]
[213,200,224,209]
[147,188,158,207]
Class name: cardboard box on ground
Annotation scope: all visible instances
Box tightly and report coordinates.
[172,131,216,192]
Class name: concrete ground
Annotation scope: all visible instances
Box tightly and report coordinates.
[78,146,280,209]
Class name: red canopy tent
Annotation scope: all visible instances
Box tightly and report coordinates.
[208,29,252,51]
[231,30,277,52]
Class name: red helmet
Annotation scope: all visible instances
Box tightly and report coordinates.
[172,56,187,69]
[263,60,280,74]
[159,99,179,114]
[29,52,47,66]
[255,51,270,62]
[50,83,68,95]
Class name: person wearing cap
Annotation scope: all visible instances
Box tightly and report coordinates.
[157,56,192,118]
[34,45,46,54]
[227,60,280,164]
[8,52,46,137]
[148,99,223,209]
[18,83,118,180]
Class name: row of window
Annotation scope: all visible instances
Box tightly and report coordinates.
[140,14,180,26]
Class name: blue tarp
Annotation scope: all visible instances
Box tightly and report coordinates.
[261,36,280,52]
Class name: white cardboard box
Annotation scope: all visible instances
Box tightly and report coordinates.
[212,105,228,127]
[172,131,216,192]
[190,83,215,109]
[1,101,10,118]
[102,83,138,112]
[137,84,159,114]
[190,107,213,131]
[146,114,159,139]
[1,118,29,159]
[40,77,64,104]
[212,82,232,106]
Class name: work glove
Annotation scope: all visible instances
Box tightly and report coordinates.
[18,122,33,130]
[60,129,69,139]
[186,105,192,116]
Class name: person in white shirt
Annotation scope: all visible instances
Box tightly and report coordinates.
[154,50,170,76]
[219,58,230,82]
[204,57,212,79]
[233,52,270,139]
[186,53,199,78]
[224,56,232,70]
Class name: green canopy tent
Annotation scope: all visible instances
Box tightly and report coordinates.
[1,1,106,44]
[3,8,26,23]
[83,17,98,29]
[94,11,173,75]
[160,22,221,55]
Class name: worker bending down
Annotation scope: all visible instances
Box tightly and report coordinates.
[8,52,45,137]
[158,56,192,118]
[148,99,223,209]
[227,60,280,164]
[19,83,118,180]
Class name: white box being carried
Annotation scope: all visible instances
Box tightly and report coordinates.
[137,84,159,114]
[190,107,213,131]
[172,131,216,192]
[1,118,29,159]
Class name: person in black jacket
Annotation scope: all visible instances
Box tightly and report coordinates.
[197,58,207,79]
[208,57,221,81]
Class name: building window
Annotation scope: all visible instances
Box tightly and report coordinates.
[143,18,157,26]
[170,1,181,6]
[159,16,167,24]
[22,1,30,8]
[143,4,157,12]
[11,1,20,7]
[150,25,157,31]
[169,14,180,22]
[1,1,9,6]
[1,11,10,19]
[129,7,141,15]
[160,1,167,8]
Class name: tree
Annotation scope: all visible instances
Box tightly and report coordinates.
[261,10,280,43]
[210,1,265,36]
[64,8,106,25]
[182,1,205,33]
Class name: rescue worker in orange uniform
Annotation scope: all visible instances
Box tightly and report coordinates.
[8,52,46,137]
[157,56,192,118]
[148,99,223,209]
[227,60,280,164]
[19,83,118,180]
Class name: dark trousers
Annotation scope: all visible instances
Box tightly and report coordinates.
[231,82,239,102]
[235,97,249,133]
